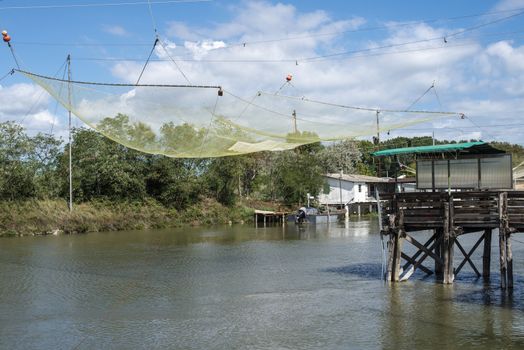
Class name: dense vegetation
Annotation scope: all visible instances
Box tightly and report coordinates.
[2,120,523,236]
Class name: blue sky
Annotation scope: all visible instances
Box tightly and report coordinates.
[1,0,524,144]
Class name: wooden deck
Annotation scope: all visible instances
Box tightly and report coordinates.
[380,191,524,290]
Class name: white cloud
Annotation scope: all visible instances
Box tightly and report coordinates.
[494,0,524,11]
[102,25,129,37]
[13,0,523,146]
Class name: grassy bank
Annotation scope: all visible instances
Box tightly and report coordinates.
[0,199,256,237]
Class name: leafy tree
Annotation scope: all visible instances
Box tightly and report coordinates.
[59,128,148,201]
[0,122,37,199]
[319,140,361,174]
[146,156,202,210]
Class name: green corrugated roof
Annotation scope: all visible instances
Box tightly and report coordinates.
[372,141,496,157]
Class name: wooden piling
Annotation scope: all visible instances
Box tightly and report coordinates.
[434,228,443,281]
[482,229,492,281]
[443,202,454,284]
[392,210,404,282]
[386,204,396,282]
[506,232,513,289]
[499,192,508,290]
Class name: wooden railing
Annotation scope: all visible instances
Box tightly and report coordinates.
[380,191,524,231]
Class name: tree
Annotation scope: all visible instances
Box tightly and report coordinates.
[0,122,37,200]
[146,156,202,210]
[59,128,148,201]
[319,140,361,174]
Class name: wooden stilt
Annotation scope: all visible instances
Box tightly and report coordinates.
[386,213,396,282]
[443,202,454,284]
[434,228,443,281]
[499,192,508,290]
[482,229,492,281]
[506,232,513,289]
[392,211,404,282]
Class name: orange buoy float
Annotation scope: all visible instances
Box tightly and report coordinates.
[2,30,10,43]
[286,74,292,82]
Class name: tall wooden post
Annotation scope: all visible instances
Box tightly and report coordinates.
[506,231,513,289]
[434,228,443,281]
[443,202,454,284]
[499,192,508,290]
[386,213,397,282]
[482,229,492,281]
[391,210,404,282]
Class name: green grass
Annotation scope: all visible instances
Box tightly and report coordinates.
[0,198,255,237]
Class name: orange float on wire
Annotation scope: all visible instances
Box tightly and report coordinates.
[286,74,292,82]
[2,30,11,43]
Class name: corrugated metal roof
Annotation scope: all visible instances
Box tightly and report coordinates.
[325,173,391,183]
[372,141,504,157]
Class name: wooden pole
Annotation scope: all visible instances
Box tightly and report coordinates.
[499,192,508,290]
[434,228,443,281]
[482,229,492,281]
[506,231,513,289]
[392,210,404,282]
[386,214,396,282]
[443,202,454,284]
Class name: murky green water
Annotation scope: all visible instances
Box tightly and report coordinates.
[1,220,524,349]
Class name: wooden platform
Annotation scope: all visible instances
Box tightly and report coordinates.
[380,191,523,290]
[254,210,289,226]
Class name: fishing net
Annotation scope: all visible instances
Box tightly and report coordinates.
[21,70,460,158]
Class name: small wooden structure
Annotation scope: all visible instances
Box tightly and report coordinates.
[374,142,519,290]
[254,210,288,226]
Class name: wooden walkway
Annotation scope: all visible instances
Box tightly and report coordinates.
[380,191,524,289]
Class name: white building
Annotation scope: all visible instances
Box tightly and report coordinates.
[318,173,393,207]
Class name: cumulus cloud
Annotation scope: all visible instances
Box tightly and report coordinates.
[102,24,130,37]
[15,0,521,145]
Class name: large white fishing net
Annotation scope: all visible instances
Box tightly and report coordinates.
[21,70,459,158]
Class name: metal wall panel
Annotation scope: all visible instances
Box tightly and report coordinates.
[417,160,433,189]
[415,154,512,190]
[480,155,512,189]
[434,160,449,188]
[450,158,478,188]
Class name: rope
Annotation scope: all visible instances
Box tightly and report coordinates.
[0,69,15,83]
[19,62,69,125]
[50,60,69,135]
[7,43,21,69]
[158,38,192,84]
[257,91,461,115]
[405,83,434,111]
[15,69,220,89]
[135,38,159,85]
[146,0,159,35]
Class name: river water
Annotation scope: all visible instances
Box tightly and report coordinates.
[1,220,524,349]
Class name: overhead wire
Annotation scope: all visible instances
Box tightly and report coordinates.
[70,31,524,64]
[0,0,212,10]
[13,28,524,50]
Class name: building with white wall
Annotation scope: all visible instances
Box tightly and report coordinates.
[318,173,393,207]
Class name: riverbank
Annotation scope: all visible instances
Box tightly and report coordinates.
[0,198,259,237]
